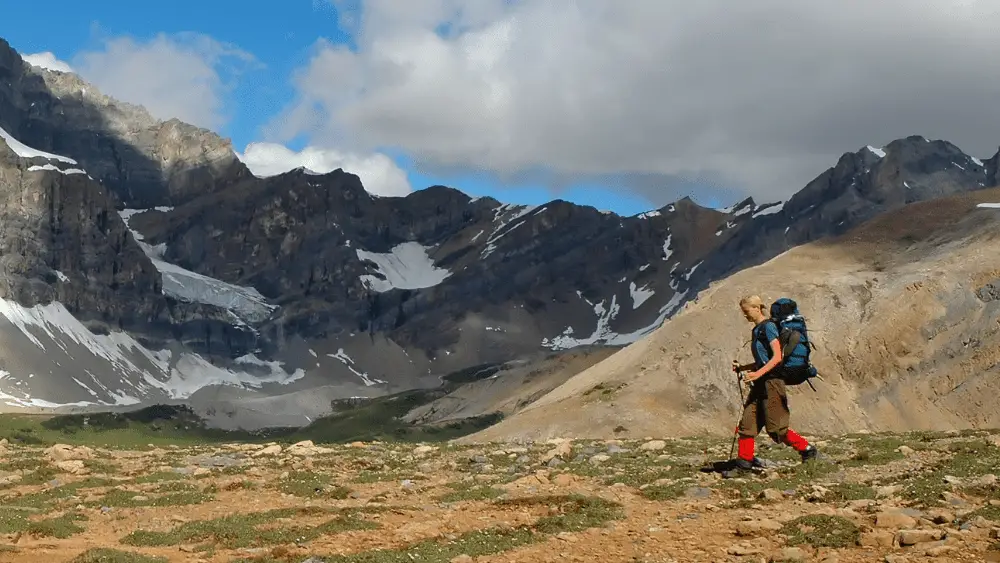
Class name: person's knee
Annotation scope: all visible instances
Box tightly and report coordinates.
[767,430,787,443]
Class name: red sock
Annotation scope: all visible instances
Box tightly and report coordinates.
[783,429,810,452]
[737,436,755,461]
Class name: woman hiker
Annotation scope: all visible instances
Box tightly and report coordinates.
[723,295,818,479]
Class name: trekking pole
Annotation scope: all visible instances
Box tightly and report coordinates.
[728,365,746,460]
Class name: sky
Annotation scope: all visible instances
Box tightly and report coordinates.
[5,0,1000,216]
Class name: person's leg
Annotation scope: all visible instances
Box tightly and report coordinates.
[724,388,764,478]
[764,378,817,462]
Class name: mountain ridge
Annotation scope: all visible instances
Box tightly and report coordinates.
[2,36,999,431]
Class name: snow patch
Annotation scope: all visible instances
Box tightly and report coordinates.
[683,261,703,281]
[542,289,690,350]
[327,349,386,387]
[356,242,452,292]
[119,209,275,322]
[629,282,654,309]
[971,156,985,167]
[975,203,1000,209]
[27,163,88,176]
[867,145,886,158]
[0,299,304,407]
[54,271,69,283]
[636,210,661,219]
[753,202,785,219]
[481,203,537,259]
[904,181,912,189]
[953,161,966,171]
[0,125,77,164]
[662,234,673,261]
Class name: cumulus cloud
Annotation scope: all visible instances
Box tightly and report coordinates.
[273,0,1000,204]
[23,52,74,73]
[237,142,412,197]
[71,32,259,131]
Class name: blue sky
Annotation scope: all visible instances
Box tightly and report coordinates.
[3,0,697,215]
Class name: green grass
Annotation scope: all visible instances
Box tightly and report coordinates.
[274,471,352,498]
[121,507,379,549]
[27,511,88,538]
[639,482,689,501]
[4,477,113,511]
[720,459,840,498]
[0,394,502,449]
[781,515,860,548]
[91,487,214,508]
[435,481,506,503]
[70,548,169,563]
[840,435,907,467]
[901,439,1000,507]
[262,495,625,563]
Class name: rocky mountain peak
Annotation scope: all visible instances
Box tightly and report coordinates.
[0,38,247,209]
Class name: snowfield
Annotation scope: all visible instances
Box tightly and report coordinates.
[356,242,452,292]
[119,209,277,323]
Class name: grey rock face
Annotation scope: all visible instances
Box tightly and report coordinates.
[0,38,245,208]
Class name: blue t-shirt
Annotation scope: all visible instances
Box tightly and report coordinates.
[751,320,780,369]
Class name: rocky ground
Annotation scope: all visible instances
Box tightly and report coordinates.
[1,430,1000,562]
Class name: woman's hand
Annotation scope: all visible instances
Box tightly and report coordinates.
[744,370,764,383]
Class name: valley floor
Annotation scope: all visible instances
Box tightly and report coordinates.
[1,430,1000,562]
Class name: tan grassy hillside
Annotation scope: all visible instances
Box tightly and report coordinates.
[463,187,1000,443]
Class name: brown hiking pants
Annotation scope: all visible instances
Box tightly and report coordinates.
[738,376,790,441]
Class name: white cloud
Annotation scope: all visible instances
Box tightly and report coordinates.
[23,52,74,73]
[71,32,259,131]
[274,0,1000,204]
[237,142,412,197]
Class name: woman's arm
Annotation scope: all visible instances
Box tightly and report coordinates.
[745,324,784,382]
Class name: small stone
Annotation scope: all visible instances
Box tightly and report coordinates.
[552,473,575,487]
[727,543,762,556]
[943,475,962,485]
[450,556,473,563]
[413,445,435,455]
[685,487,712,499]
[589,454,611,464]
[876,485,902,498]
[772,547,807,562]
[926,509,954,525]
[897,445,915,456]
[859,530,896,548]
[735,519,782,537]
[875,510,917,529]
[924,545,956,557]
[253,444,282,457]
[760,489,784,502]
[977,474,998,487]
[897,529,945,546]
[640,440,667,451]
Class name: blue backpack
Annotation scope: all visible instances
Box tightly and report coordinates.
[761,297,819,387]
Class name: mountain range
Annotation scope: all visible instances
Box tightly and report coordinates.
[1,36,998,431]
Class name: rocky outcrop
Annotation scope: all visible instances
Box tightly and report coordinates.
[0,38,246,208]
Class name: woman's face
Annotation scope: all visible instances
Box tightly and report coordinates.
[740,305,758,322]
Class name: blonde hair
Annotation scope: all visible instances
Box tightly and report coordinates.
[739,294,766,313]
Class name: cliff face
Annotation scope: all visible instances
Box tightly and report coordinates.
[0,38,247,208]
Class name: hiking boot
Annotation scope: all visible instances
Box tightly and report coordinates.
[800,445,818,463]
[721,458,754,479]
[751,456,767,469]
